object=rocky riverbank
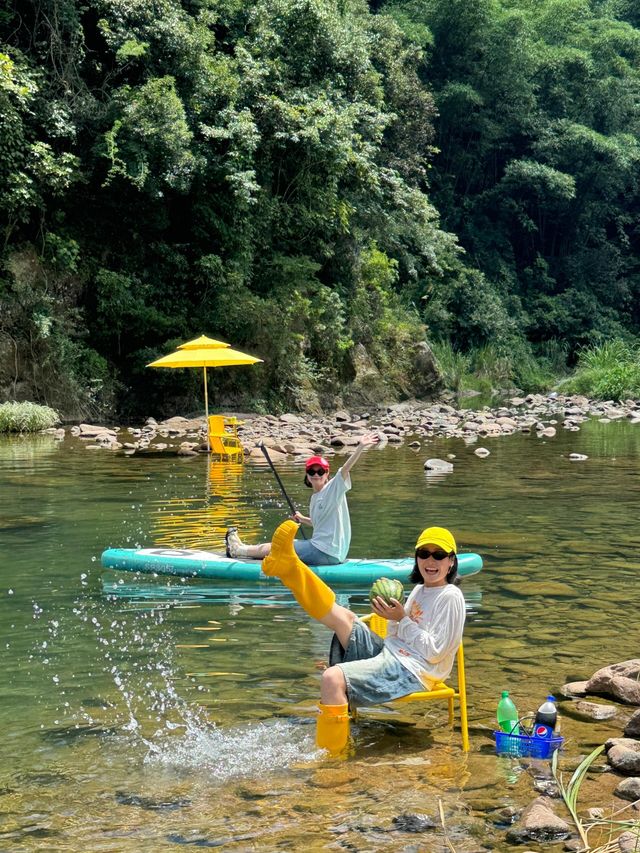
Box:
[40,393,640,459]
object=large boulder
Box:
[343,344,393,407]
[411,341,443,398]
[586,661,640,705]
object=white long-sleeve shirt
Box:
[384,583,466,688]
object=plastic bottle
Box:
[497,691,520,735]
[533,695,558,739]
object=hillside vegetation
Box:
[2,0,640,417]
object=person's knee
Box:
[321,665,346,695]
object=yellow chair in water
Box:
[207,415,244,463]
[361,612,470,751]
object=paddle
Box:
[259,443,307,539]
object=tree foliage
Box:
[3,0,640,415]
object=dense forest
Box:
[2,0,640,418]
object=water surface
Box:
[1,419,639,850]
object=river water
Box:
[1,418,639,851]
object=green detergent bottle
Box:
[497,691,520,735]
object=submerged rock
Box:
[392,813,436,833]
[570,700,618,721]
[505,796,572,844]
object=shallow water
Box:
[1,420,639,850]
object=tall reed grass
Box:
[0,401,60,433]
[563,339,640,400]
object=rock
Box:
[586,660,640,704]
[571,700,618,721]
[587,808,604,820]
[391,813,436,833]
[78,423,117,438]
[615,778,640,801]
[538,426,557,437]
[568,453,588,461]
[505,797,572,844]
[334,410,350,422]
[279,413,302,424]
[424,458,454,472]
[560,681,589,698]
[474,447,490,457]
[606,739,640,774]
[177,448,198,457]
[619,830,640,852]
[625,709,640,737]
[411,341,443,398]
[345,343,393,406]
[563,840,585,852]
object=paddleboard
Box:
[101,547,483,585]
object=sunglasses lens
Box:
[417,549,449,561]
[307,469,326,476]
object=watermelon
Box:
[368,577,405,605]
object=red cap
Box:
[305,455,330,472]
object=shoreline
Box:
[37,392,640,457]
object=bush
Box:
[563,339,640,400]
[0,401,60,432]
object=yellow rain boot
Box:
[316,703,350,753]
[262,520,335,620]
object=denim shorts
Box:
[293,539,341,566]
[328,619,424,707]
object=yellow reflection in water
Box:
[149,458,262,550]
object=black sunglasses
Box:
[307,468,327,476]
[416,548,451,561]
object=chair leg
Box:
[457,649,469,752]
[447,697,454,726]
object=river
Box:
[1,418,639,850]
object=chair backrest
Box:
[208,415,226,436]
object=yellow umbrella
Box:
[147,337,262,452]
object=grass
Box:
[562,339,640,401]
[552,745,640,851]
[0,401,60,433]
[431,340,559,396]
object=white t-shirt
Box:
[309,468,352,561]
[384,583,466,688]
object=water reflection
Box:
[149,459,263,550]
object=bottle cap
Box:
[502,691,509,698]
[547,695,556,701]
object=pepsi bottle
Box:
[533,695,558,739]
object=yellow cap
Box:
[415,526,457,553]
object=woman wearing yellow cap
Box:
[261,520,466,753]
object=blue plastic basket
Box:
[494,730,564,759]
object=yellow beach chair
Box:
[207,415,244,463]
[360,612,470,751]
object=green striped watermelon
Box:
[368,577,405,605]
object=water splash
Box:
[144,716,319,780]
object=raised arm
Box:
[340,432,380,481]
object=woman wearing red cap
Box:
[226,433,379,565]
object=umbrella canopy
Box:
[147,337,262,452]
[177,335,230,350]
[147,346,261,369]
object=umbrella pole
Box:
[203,366,210,453]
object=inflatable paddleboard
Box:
[101,547,483,585]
